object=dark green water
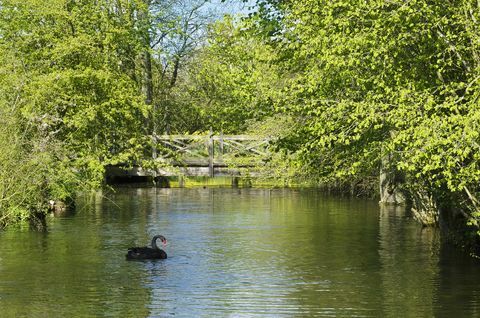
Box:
[1,188,479,317]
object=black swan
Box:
[126,235,167,260]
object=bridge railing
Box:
[153,134,270,177]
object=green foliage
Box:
[0,0,151,226]
[2,0,480,237]
[180,16,284,133]
[182,0,480,232]
[247,0,480,227]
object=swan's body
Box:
[126,235,167,260]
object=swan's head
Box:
[151,235,167,248]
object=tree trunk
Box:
[139,1,156,159]
[144,49,153,106]
[410,189,439,226]
[170,56,180,88]
[379,154,406,205]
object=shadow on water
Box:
[434,241,480,317]
[379,204,480,318]
[378,204,440,318]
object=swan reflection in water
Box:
[126,235,167,260]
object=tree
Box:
[0,0,250,227]
[148,0,230,134]
[256,0,480,232]
[179,15,283,133]
[0,0,150,226]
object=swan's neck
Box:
[151,235,166,249]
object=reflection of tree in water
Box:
[378,204,440,317]
[252,190,385,317]
[6,188,479,317]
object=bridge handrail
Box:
[153,134,268,141]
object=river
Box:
[0,188,479,317]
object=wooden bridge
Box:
[105,134,270,182]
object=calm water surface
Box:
[1,188,479,317]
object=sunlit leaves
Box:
[244,0,480,215]
[0,0,150,224]
[184,16,282,133]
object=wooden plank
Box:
[155,134,206,140]
[213,136,261,141]
[155,134,266,141]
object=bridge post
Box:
[208,131,214,177]
[219,132,224,160]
